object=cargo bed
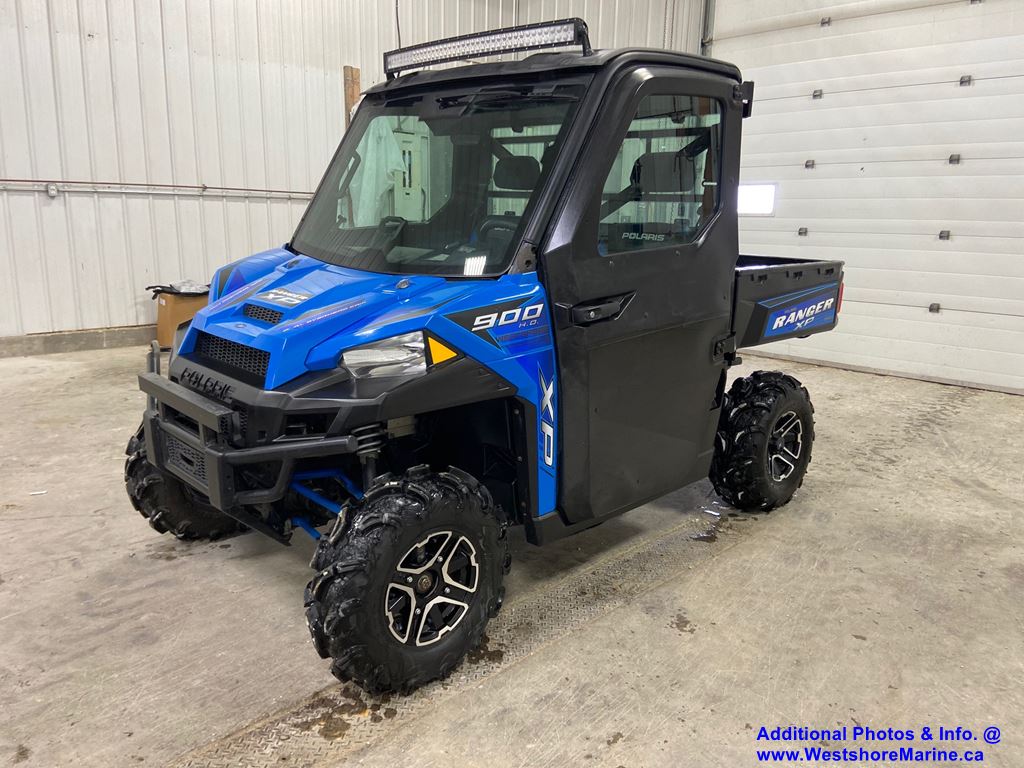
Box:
[732,255,845,349]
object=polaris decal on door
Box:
[621,232,666,242]
[762,283,839,339]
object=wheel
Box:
[304,465,508,693]
[709,371,815,511]
[124,426,246,540]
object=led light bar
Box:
[384,18,592,78]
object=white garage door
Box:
[711,0,1024,394]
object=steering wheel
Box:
[478,215,519,240]
[368,215,407,251]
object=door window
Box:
[599,94,722,254]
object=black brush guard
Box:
[139,347,357,540]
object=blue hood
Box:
[185,251,475,388]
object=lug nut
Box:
[414,608,421,615]
[436,556,443,563]
[406,576,413,583]
[444,587,451,594]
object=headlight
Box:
[340,332,426,379]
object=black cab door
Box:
[540,64,743,523]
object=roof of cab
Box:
[364,47,742,96]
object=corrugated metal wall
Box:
[0,0,702,338]
[711,0,1024,393]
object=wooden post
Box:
[343,66,361,127]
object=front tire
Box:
[124,427,246,540]
[304,465,507,693]
[710,371,815,511]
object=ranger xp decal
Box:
[762,283,839,339]
[254,287,313,307]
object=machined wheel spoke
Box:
[441,536,479,593]
[435,532,466,567]
[384,583,416,644]
[768,410,804,481]
[385,529,479,647]
[771,453,795,473]
[415,595,470,647]
[396,531,452,575]
[774,412,801,438]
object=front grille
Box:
[165,433,207,485]
[243,304,283,325]
[194,331,270,383]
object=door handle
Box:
[571,293,631,325]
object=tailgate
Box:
[733,255,844,349]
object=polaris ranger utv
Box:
[125,19,844,692]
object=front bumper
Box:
[140,371,358,514]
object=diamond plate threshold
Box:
[170,502,744,768]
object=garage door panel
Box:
[751,58,1024,101]
[833,302,1024,353]
[747,102,1024,139]
[761,336,1024,394]
[752,89,1024,127]
[739,243,1024,279]
[743,158,1024,180]
[716,3,1021,69]
[753,77,1024,114]
[760,307,1024,393]
[745,176,1024,200]
[843,288,1021,317]
[841,268,1024,305]
[765,328,1022,374]
[762,198,1024,224]
[744,117,1024,154]
[719,0,1024,391]
[714,0,1013,43]
[742,220,1023,240]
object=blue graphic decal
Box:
[763,283,839,338]
[185,247,560,519]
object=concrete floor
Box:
[0,346,1021,767]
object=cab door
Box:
[540,66,743,523]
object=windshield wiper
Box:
[437,89,576,111]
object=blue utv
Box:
[125,19,845,692]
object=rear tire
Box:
[710,371,815,511]
[304,465,508,693]
[124,427,246,540]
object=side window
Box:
[599,94,722,254]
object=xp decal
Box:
[538,366,555,467]
[762,283,839,339]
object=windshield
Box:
[290,81,587,277]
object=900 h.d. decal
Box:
[471,303,544,332]
[446,298,548,348]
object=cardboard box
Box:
[156,293,208,347]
